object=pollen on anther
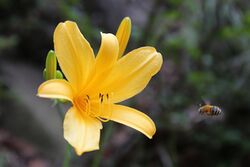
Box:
[101,95,104,103]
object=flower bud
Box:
[43,68,47,80]
[56,70,64,79]
[44,50,57,80]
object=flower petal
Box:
[64,107,102,155]
[116,17,131,58]
[37,79,73,101]
[101,47,163,103]
[95,33,119,74]
[54,21,95,91]
[85,33,119,93]
[100,104,156,139]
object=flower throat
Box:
[73,93,112,122]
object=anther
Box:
[101,95,104,103]
[96,92,113,122]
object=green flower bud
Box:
[44,50,57,80]
[56,70,64,79]
[43,50,66,103]
[43,68,47,80]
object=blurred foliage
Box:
[136,0,250,167]
[1,0,250,167]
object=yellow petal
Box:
[37,79,73,102]
[100,104,156,139]
[54,21,95,91]
[95,33,119,73]
[100,47,163,103]
[94,33,119,75]
[85,33,119,93]
[116,17,131,58]
[64,107,102,155]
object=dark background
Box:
[1,0,250,166]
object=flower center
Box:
[73,95,91,116]
[73,93,113,122]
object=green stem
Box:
[54,100,72,167]
[91,122,113,167]
[63,144,72,167]
[54,100,64,119]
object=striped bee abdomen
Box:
[211,106,222,115]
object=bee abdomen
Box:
[211,106,222,115]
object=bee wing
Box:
[201,97,210,105]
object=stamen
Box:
[87,100,91,115]
[84,99,89,114]
[84,95,92,116]
[97,93,103,116]
[101,95,104,103]
[97,117,109,122]
[97,93,113,122]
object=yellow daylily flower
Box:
[37,17,163,155]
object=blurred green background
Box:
[1,0,250,167]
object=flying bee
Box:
[198,99,222,116]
